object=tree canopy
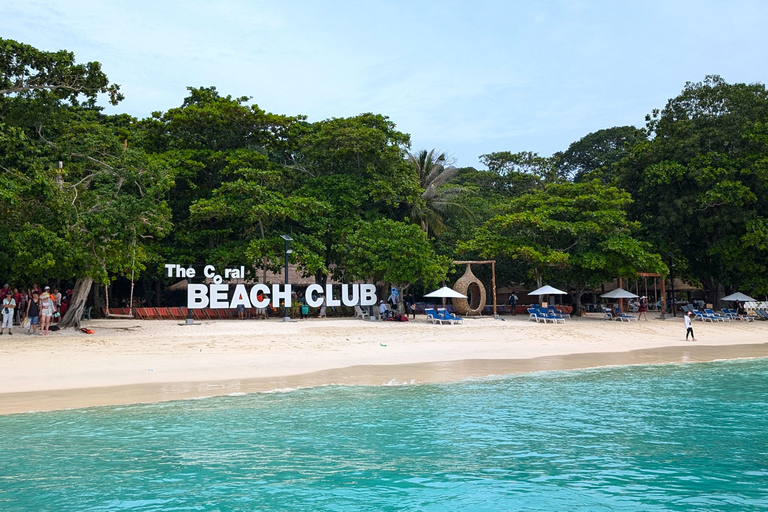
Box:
[3,39,766,320]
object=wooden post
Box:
[618,277,623,312]
[660,277,667,315]
[491,261,497,317]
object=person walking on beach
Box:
[508,293,518,315]
[1,290,16,335]
[638,297,648,321]
[684,311,696,341]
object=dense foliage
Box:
[2,39,767,323]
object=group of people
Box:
[0,283,67,336]
[378,292,416,320]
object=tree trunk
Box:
[155,280,162,307]
[397,285,408,314]
[92,281,101,315]
[60,277,94,329]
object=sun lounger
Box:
[438,308,463,324]
[538,307,564,323]
[527,308,550,323]
[548,306,570,319]
[618,313,637,322]
[693,310,715,322]
[425,308,462,325]
[705,309,729,322]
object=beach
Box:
[1,313,767,415]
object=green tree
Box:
[136,87,302,279]
[1,110,171,327]
[615,75,768,299]
[557,125,647,182]
[0,38,122,107]
[405,149,471,235]
[337,219,449,311]
[285,114,421,284]
[480,151,563,184]
[462,181,666,314]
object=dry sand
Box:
[1,313,766,414]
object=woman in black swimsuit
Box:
[26,291,40,335]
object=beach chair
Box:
[425,308,442,324]
[529,308,554,323]
[438,308,463,325]
[354,305,369,320]
[544,310,565,324]
[721,308,738,320]
[602,307,613,320]
[693,310,715,322]
[190,309,206,321]
[618,313,637,322]
[548,305,570,319]
[527,308,547,323]
[154,307,172,320]
[538,307,564,324]
[705,309,729,322]
[755,309,768,321]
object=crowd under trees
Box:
[2,39,768,326]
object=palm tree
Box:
[407,149,471,236]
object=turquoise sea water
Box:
[1,359,768,511]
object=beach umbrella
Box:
[720,292,756,302]
[600,288,638,299]
[424,286,468,299]
[528,285,567,307]
[528,285,567,296]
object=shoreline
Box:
[1,314,767,414]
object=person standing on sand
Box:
[638,297,648,321]
[2,290,15,335]
[508,293,518,315]
[39,286,55,335]
[26,291,40,335]
[684,311,696,341]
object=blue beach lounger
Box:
[705,309,729,322]
[693,310,715,322]
[548,305,570,318]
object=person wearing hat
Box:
[379,300,390,320]
[638,296,648,321]
[1,290,15,335]
[684,311,696,341]
[39,286,56,335]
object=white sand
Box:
[1,313,766,414]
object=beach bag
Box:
[301,305,309,315]
[23,316,31,331]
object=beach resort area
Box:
[3,4,768,510]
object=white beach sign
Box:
[165,264,377,309]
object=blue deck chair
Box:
[704,309,728,322]
[548,305,570,319]
[693,310,715,322]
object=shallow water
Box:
[1,359,767,511]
